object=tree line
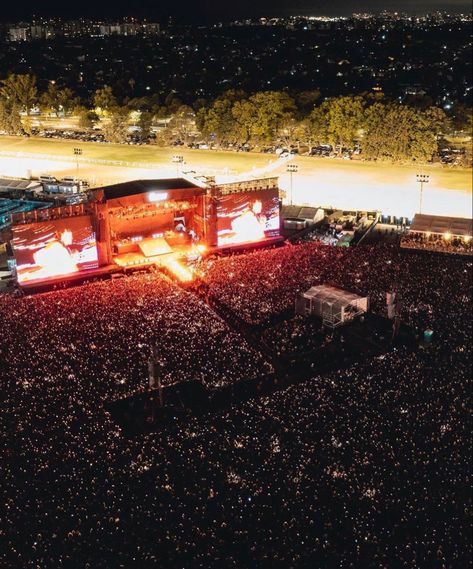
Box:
[0,73,472,164]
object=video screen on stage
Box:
[12,216,99,284]
[217,189,280,247]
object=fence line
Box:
[0,150,164,170]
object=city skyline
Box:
[0,0,471,22]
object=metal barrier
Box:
[0,150,163,170]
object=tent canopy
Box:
[296,284,369,328]
[409,214,472,237]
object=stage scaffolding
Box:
[296,284,369,329]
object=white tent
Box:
[296,284,369,328]
[409,214,472,238]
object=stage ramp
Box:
[138,237,173,258]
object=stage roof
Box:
[281,205,323,221]
[99,178,204,201]
[410,214,472,237]
[302,285,367,309]
[0,178,42,192]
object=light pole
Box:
[416,174,429,214]
[172,155,184,176]
[73,147,82,176]
[287,163,298,206]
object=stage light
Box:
[161,256,194,283]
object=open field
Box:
[0,136,471,218]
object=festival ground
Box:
[107,312,417,436]
[0,135,472,218]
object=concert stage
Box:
[10,177,282,288]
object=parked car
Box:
[39,175,58,184]
[61,176,80,185]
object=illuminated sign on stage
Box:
[147,191,169,203]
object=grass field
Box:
[0,135,471,218]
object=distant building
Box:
[9,27,29,42]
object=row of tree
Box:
[0,73,472,163]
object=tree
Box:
[197,90,247,145]
[231,99,258,144]
[0,74,37,115]
[363,102,442,163]
[451,104,473,135]
[326,95,365,150]
[295,90,321,117]
[231,91,296,145]
[410,107,446,162]
[102,107,129,143]
[250,91,296,143]
[306,103,330,146]
[423,106,449,136]
[404,93,434,110]
[93,86,117,114]
[125,95,160,114]
[199,98,235,145]
[363,102,397,160]
[137,111,153,141]
[163,93,183,116]
[40,83,78,116]
[76,107,98,130]
[167,105,196,143]
[192,98,208,112]
[0,100,23,134]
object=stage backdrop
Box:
[12,215,99,284]
[217,189,280,247]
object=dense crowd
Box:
[401,232,473,256]
[261,315,326,356]
[0,272,273,396]
[0,242,471,568]
[199,242,346,325]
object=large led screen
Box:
[217,189,280,247]
[12,216,99,284]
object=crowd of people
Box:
[198,242,347,325]
[0,241,471,568]
[261,315,326,356]
[401,232,473,256]
[0,272,273,397]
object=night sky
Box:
[1,0,470,21]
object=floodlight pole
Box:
[287,163,298,206]
[416,174,429,214]
[172,155,184,176]
[74,147,82,176]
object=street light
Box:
[287,163,298,206]
[172,155,184,176]
[73,147,82,176]
[416,174,429,214]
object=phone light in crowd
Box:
[443,232,451,241]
